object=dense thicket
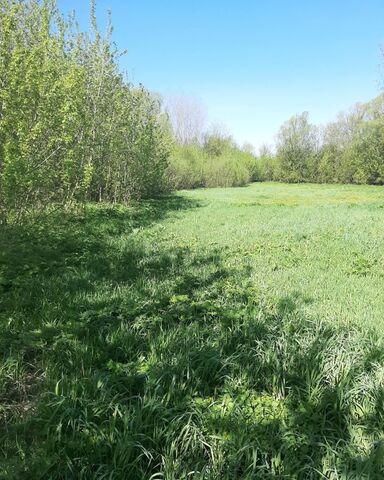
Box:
[256,95,384,185]
[167,138,257,190]
[0,0,170,223]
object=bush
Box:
[255,155,281,181]
[166,145,206,189]
[203,150,252,187]
[167,145,255,189]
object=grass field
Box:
[1,182,384,478]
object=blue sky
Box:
[58,0,384,149]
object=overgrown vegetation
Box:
[1,183,384,478]
[167,141,257,190]
[0,0,170,223]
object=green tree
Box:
[276,112,318,182]
[348,119,384,185]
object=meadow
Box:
[1,182,384,479]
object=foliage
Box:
[203,149,252,187]
[167,144,255,189]
[203,128,234,157]
[259,95,384,186]
[275,112,319,183]
[1,183,384,478]
[166,145,206,189]
[0,0,171,223]
[347,119,384,185]
[254,154,281,182]
[317,144,343,183]
[2,0,384,214]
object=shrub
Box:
[166,145,206,189]
[167,145,255,189]
[203,151,252,187]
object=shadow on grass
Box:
[1,194,384,479]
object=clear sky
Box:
[58,0,384,150]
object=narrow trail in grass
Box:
[1,183,384,479]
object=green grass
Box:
[1,182,384,479]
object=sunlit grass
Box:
[1,183,384,478]
[171,183,384,329]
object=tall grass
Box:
[1,184,384,478]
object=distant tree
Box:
[317,144,342,183]
[258,144,273,158]
[163,95,206,145]
[323,104,366,150]
[318,95,384,184]
[255,144,279,181]
[364,93,384,120]
[276,112,319,182]
[203,123,233,157]
[241,142,256,156]
[347,119,384,184]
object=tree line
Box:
[164,92,384,190]
[255,94,384,185]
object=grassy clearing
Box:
[1,183,384,478]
